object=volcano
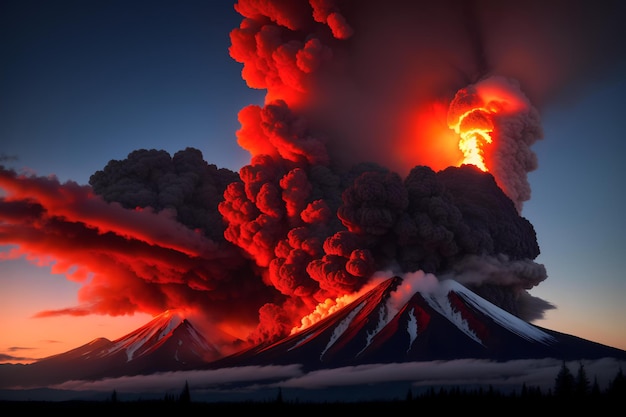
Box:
[0,310,218,389]
[206,276,626,372]
[2,277,624,392]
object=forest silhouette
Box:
[2,362,624,411]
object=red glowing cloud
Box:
[5,0,621,357]
[0,164,274,348]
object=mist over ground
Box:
[2,357,622,403]
[2,0,626,360]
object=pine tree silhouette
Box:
[554,361,575,398]
[179,380,191,404]
[574,362,590,397]
[607,367,626,398]
[590,376,601,398]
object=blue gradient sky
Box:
[1,0,625,363]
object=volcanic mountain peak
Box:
[304,277,556,359]
[2,278,625,393]
[106,309,198,361]
[209,275,625,371]
[0,309,220,389]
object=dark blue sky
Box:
[1,0,263,183]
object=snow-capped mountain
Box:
[207,276,626,372]
[0,310,219,388]
[2,278,625,390]
[105,309,218,365]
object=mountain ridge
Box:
[2,277,625,390]
[205,277,626,371]
[0,309,218,388]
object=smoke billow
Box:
[2,0,626,355]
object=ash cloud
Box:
[2,0,625,355]
[0,159,278,349]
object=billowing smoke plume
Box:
[2,0,625,355]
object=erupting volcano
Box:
[1,0,625,368]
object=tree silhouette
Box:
[607,367,626,398]
[179,380,191,404]
[554,361,575,398]
[574,362,590,397]
[590,376,601,398]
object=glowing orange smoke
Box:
[447,77,530,173]
[290,277,385,335]
[290,292,358,334]
[404,101,463,173]
[448,105,494,171]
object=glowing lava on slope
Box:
[0,1,550,360]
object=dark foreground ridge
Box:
[2,389,625,414]
[2,365,625,412]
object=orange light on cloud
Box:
[290,277,384,334]
[448,106,494,172]
[403,101,463,172]
[447,77,531,173]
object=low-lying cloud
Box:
[41,357,624,402]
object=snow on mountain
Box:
[102,309,216,363]
[208,276,626,371]
[2,277,625,391]
[438,279,556,345]
[0,309,219,389]
[109,309,186,361]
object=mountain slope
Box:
[207,277,626,371]
[3,278,625,390]
[0,310,218,389]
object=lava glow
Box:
[447,77,533,173]
[0,0,552,362]
[448,106,494,171]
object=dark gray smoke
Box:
[90,148,240,242]
[7,0,626,352]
